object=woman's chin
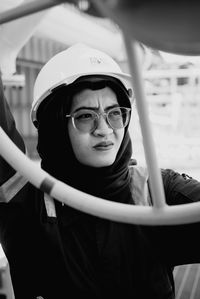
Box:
[84,156,115,168]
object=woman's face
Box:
[68,87,125,167]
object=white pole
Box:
[123,35,166,208]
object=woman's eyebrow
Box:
[104,104,119,111]
[73,104,119,113]
[73,106,97,113]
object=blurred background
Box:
[1,0,200,298]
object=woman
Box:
[1,43,200,299]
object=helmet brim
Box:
[31,71,133,127]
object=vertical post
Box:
[123,34,166,208]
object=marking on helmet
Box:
[90,57,102,64]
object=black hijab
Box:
[37,76,134,205]
[37,77,138,295]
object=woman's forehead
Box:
[71,87,118,110]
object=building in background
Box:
[3,35,67,159]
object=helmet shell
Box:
[31,43,132,126]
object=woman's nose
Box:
[93,115,113,135]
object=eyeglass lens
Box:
[73,107,130,132]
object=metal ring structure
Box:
[1,127,200,226]
[0,0,200,225]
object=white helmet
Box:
[31,43,133,127]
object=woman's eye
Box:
[76,113,93,121]
[110,110,121,117]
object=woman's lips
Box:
[93,141,114,150]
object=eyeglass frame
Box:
[66,106,131,133]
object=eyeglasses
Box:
[66,106,131,133]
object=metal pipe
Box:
[0,0,66,25]
[123,35,166,208]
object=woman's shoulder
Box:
[129,165,150,205]
[0,177,43,215]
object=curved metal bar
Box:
[0,0,64,25]
[1,126,200,226]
